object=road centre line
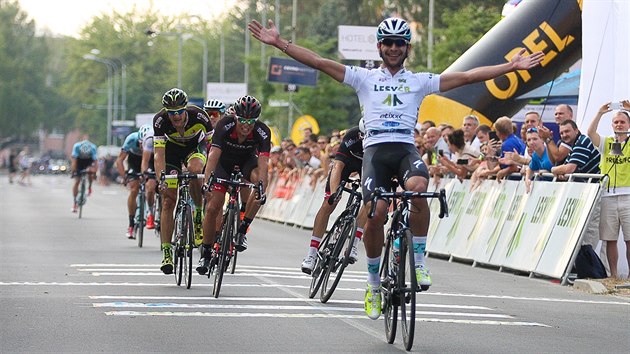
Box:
[2,282,627,306]
[103,311,550,327]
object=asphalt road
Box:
[1,175,629,353]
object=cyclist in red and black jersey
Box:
[153,88,212,275]
[197,95,271,275]
[301,124,369,274]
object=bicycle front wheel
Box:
[382,230,397,344]
[213,208,235,298]
[136,193,145,248]
[78,178,86,219]
[173,211,183,286]
[183,204,194,289]
[400,230,417,351]
[320,218,355,303]
[154,194,162,239]
[308,212,346,298]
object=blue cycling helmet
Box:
[376,18,412,42]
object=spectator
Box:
[17,147,32,186]
[8,147,18,184]
[421,120,436,136]
[540,104,574,165]
[295,146,320,169]
[301,127,313,145]
[551,120,601,178]
[438,129,481,180]
[523,127,552,193]
[587,101,630,278]
[462,115,481,150]
[436,124,454,158]
[486,116,525,181]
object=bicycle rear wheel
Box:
[382,232,397,344]
[400,230,417,351]
[78,178,86,219]
[320,218,355,303]
[154,194,162,239]
[136,193,145,248]
[213,208,235,298]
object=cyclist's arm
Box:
[248,19,345,82]
[439,49,544,92]
[257,155,269,192]
[115,150,128,179]
[70,157,77,174]
[141,150,152,172]
[587,102,610,148]
[203,146,222,184]
[328,160,346,196]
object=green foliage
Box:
[1,0,506,146]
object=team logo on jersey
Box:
[256,127,268,140]
[412,159,425,169]
[398,79,407,83]
[382,121,401,127]
[364,177,373,192]
[154,117,163,128]
[197,112,209,123]
[225,121,236,131]
[379,113,403,119]
[378,77,388,82]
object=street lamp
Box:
[146,29,208,99]
[83,54,114,145]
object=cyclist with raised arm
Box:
[153,88,212,274]
[138,124,157,230]
[70,136,98,213]
[301,123,368,274]
[249,17,543,319]
[197,95,271,275]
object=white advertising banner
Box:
[450,180,495,260]
[488,180,530,266]
[337,25,380,61]
[497,181,567,272]
[466,180,520,264]
[426,178,454,242]
[535,182,601,278]
[427,180,470,255]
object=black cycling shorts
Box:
[76,158,94,173]
[361,143,429,204]
[126,153,142,180]
[164,140,208,175]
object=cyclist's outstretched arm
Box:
[257,155,269,191]
[439,49,544,92]
[204,146,222,183]
[248,19,346,83]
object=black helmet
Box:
[233,95,262,119]
[161,88,188,109]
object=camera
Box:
[610,101,623,110]
[438,149,444,157]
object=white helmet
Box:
[138,124,153,141]
[376,17,411,42]
[204,99,226,112]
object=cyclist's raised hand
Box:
[248,19,279,46]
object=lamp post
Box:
[83,54,114,145]
[146,29,207,98]
[88,49,126,121]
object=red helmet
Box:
[233,95,262,119]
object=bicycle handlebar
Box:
[327,179,362,205]
[203,173,266,204]
[368,188,449,219]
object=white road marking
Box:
[92,302,509,318]
[103,310,550,327]
[88,295,492,310]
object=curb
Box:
[573,279,608,294]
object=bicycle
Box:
[126,170,155,248]
[161,172,205,289]
[74,169,93,219]
[368,186,448,351]
[154,188,162,239]
[204,168,265,298]
[308,178,362,303]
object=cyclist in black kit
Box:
[153,88,212,274]
[301,123,368,274]
[197,95,270,275]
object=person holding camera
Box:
[437,129,481,181]
[587,100,630,278]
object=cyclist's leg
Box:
[126,178,140,237]
[234,156,263,251]
[400,144,432,287]
[199,184,227,273]
[186,142,208,245]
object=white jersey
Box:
[142,135,154,153]
[343,65,441,148]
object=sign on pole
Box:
[267,57,318,86]
[205,83,248,106]
[337,25,380,61]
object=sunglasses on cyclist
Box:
[167,108,186,116]
[237,117,257,125]
[207,111,222,118]
[526,127,539,133]
[380,38,409,47]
